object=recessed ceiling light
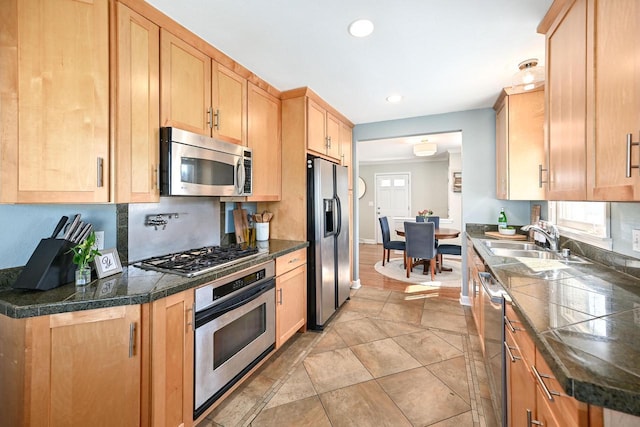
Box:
[386,95,402,103]
[348,19,374,37]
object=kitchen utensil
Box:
[51,216,69,239]
[70,221,86,243]
[75,223,93,244]
[63,214,81,240]
[232,207,249,243]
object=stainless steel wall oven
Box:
[193,261,275,419]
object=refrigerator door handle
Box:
[335,196,342,235]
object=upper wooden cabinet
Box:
[247,83,281,201]
[160,30,247,145]
[307,97,344,162]
[493,87,545,200]
[0,0,110,203]
[115,3,160,203]
[540,0,640,201]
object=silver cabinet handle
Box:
[503,341,521,363]
[97,157,104,187]
[538,164,548,187]
[278,288,283,305]
[207,107,213,129]
[527,409,543,426]
[531,364,560,401]
[288,258,299,264]
[626,133,639,177]
[152,165,158,190]
[504,315,522,333]
[186,303,195,333]
[214,109,220,130]
[129,322,136,358]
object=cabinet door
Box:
[151,290,195,427]
[505,328,536,427]
[115,3,160,203]
[247,83,281,201]
[545,0,588,200]
[212,63,246,145]
[307,98,327,154]
[326,111,342,161]
[276,264,307,348]
[28,306,141,426]
[340,122,353,189]
[589,0,640,200]
[2,0,109,203]
[160,29,212,136]
[495,97,509,199]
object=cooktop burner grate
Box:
[136,245,260,277]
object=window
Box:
[548,201,612,250]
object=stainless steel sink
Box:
[482,240,539,251]
[487,246,590,263]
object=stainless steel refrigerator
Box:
[307,156,350,330]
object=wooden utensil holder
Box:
[12,238,78,291]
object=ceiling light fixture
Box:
[413,141,437,157]
[386,94,402,103]
[511,58,545,91]
[348,19,374,37]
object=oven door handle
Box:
[195,279,274,328]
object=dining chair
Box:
[415,216,425,222]
[404,221,437,281]
[379,217,406,267]
[437,244,462,273]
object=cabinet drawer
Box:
[504,304,535,366]
[534,348,590,427]
[276,248,307,276]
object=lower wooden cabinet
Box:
[149,289,195,427]
[275,248,307,348]
[0,306,142,427]
[504,304,602,427]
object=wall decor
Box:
[94,248,123,278]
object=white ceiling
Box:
[147,0,552,161]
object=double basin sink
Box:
[481,240,590,264]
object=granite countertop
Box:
[469,234,640,417]
[0,239,308,319]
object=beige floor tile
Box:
[474,359,492,399]
[207,388,260,427]
[377,301,423,324]
[350,337,421,378]
[371,318,425,337]
[353,286,391,302]
[433,329,466,352]
[426,355,471,404]
[309,329,348,354]
[319,380,412,427]
[423,297,467,315]
[387,290,429,306]
[421,309,469,334]
[481,397,499,427]
[430,410,475,426]
[332,309,368,324]
[393,329,463,366]
[258,332,317,380]
[251,395,332,427]
[339,297,385,316]
[377,367,471,426]
[303,347,373,393]
[332,317,387,346]
[264,364,317,409]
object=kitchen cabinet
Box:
[493,87,545,200]
[247,82,281,201]
[539,0,640,201]
[149,289,194,427]
[466,237,483,341]
[115,3,160,203]
[160,30,246,145]
[504,304,600,427]
[0,0,110,203]
[0,306,142,426]
[275,248,307,348]
[307,97,343,161]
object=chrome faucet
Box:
[521,223,560,251]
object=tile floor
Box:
[197,248,498,427]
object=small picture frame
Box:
[94,248,123,279]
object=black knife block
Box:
[12,238,78,291]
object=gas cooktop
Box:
[136,245,260,277]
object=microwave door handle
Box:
[236,158,245,195]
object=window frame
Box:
[547,201,612,250]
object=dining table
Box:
[395,225,461,273]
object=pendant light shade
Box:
[511,59,545,91]
[413,142,437,157]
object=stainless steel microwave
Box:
[160,127,252,197]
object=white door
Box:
[375,173,410,243]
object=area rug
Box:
[374,256,462,287]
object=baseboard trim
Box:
[350,279,362,289]
[360,239,377,244]
[459,293,471,306]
